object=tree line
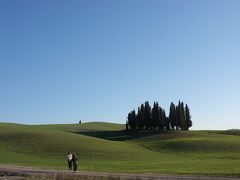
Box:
[126,101,192,132]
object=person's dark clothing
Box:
[68,159,72,170]
[72,154,77,172]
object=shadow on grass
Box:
[73,130,160,141]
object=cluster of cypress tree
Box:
[126,101,192,132]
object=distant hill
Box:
[0,122,240,175]
[222,129,240,136]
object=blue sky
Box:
[0,0,240,129]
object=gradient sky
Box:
[0,0,240,129]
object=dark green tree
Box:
[126,120,129,131]
[137,107,144,130]
[152,102,159,131]
[185,104,192,130]
[179,101,187,130]
[165,117,170,130]
[169,102,176,130]
[132,110,137,130]
[162,109,166,130]
[140,104,145,130]
[175,101,184,130]
[158,107,165,131]
[128,110,137,131]
[144,101,152,130]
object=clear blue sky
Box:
[0,0,240,129]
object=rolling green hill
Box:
[0,122,240,175]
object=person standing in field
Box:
[72,154,78,172]
[67,152,72,170]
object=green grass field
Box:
[0,122,240,176]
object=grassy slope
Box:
[0,122,240,175]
